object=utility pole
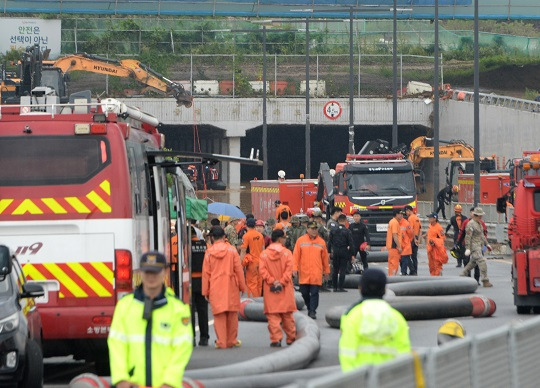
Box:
[433,0,440,212]
[348,7,355,155]
[392,0,398,148]
[473,0,480,206]
[262,26,268,180]
[305,17,311,178]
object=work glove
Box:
[464,249,471,257]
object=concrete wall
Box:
[440,100,540,160]
[120,97,433,134]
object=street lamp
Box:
[433,0,440,211]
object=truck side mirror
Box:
[0,246,13,280]
[496,197,507,214]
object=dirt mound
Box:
[449,64,540,97]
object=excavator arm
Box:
[408,136,474,168]
[48,53,192,107]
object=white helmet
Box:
[277,170,286,179]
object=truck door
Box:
[150,164,170,254]
[169,170,190,303]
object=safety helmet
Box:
[452,185,459,193]
[454,204,462,212]
[437,319,466,346]
[298,214,309,224]
[306,209,314,217]
[290,215,300,224]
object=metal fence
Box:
[451,90,540,114]
[291,316,540,388]
[67,52,440,98]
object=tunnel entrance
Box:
[241,124,429,181]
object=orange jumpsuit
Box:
[292,234,330,286]
[259,243,297,344]
[400,218,413,256]
[427,222,448,276]
[386,218,402,276]
[275,204,292,221]
[202,240,248,348]
[240,228,264,297]
[274,221,291,231]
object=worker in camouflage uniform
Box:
[461,207,493,287]
[224,217,240,248]
[286,215,307,252]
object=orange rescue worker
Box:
[404,205,421,275]
[399,211,414,275]
[426,212,448,276]
[202,226,248,349]
[274,211,291,232]
[293,221,330,319]
[259,229,297,347]
[275,200,292,222]
[240,218,264,297]
[385,209,403,276]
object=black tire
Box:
[94,351,110,376]
[19,340,43,388]
[517,305,530,315]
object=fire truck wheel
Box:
[94,356,111,377]
[19,339,43,388]
[516,306,530,314]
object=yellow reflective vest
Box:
[339,298,411,372]
[108,286,193,388]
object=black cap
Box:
[246,218,256,227]
[140,251,167,273]
[427,212,438,219]
[392,209,402,216]
[404,205,413,212]
[352,208,361,215]
[307,221,318,229]
[360,268,386,298]
[209,226,225,238]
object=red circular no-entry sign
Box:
[323,100,342,120]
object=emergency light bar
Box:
[346,153,404,161]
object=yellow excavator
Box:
[1,44,192,107]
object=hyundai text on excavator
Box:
[1,43,192,107]
[497,152,540,314]
[317,140,417,246]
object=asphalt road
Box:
[44,249,537,387]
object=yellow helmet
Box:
[452,185,459,193]
[454,204,462,212]
[437,319,466,345]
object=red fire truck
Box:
[0,96,194,370]
[497,152,540,314]
[457,173,511,204]
[318,152,417,246]
[0,95,262,371]
[250,177,318,221]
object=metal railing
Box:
[451,90,540,114]
[291,316,540,388]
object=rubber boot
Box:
[482,280,493,288]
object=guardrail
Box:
[290,316,540,388]
[451,90,540,114]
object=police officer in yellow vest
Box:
[108,251,193,388]
[339,268,410,371]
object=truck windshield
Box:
[0,136,110,186]
[348,171,415,196]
